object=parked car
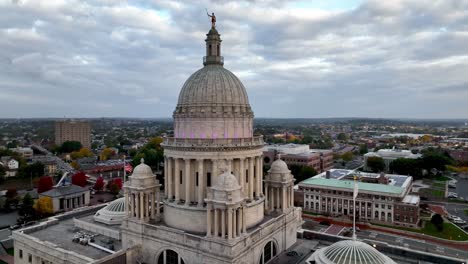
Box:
[453,219,466,225]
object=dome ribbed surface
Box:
[322,240,394,264]
[105,198,125,212]
[269,159,289,173]
[215,171,241,190]
[177,65,250,107]
[93,198,126,225]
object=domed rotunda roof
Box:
[132,158,153,178]
[309,240,396,264]
[215,170,241,191]
[94,198,125,225]
[269,158,290,173]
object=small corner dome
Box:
[269,158,289,173]
[320,240,396,264]
[131,158,153,178]
[215,171,240,190]
[93,198,125,225]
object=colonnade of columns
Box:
[164,156,263,206]
[206,204,246,239]
[125,189,160,221]
[264,184,294,212]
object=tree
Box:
[337,133,347,141]
[131,137,164,168]
[289,165,317,183]
[100,147,115,161]
[359,144,368,155]
[107,179,122,195]
[366,156,385,173]
[389,158,423,179]
[421,152,453,173]
[341,152,354,162]
[70,148,94,160]
[94,176,104,191]
[71,171,88,187]
[37,176,54,193]
[59,141,82,153]
[19,193,35,219]
[0,166,5,184]
[431,213,444,231]
[34,197,53,215]
[18,162,45,178]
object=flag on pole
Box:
[353,175,359,199]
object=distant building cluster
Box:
[364,148,422,172]
[55,120,91,149]
[263,143,333,173]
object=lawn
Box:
[373,221,468,241]
[422,221,468,241]
[435,175,451,181]
[430,189,445,197]
[431,182,446,188]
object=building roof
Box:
[401,194,420,205]
[312,240,396,264]
[300,178,404,195]
[40,184,88,197]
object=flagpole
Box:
[353,175,358,241]
[123,155,126,183]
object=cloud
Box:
[0,0,468,118]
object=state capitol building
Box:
[12,23,302,264]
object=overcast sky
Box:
[1,0,468,119]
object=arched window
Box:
[157,249,185,264]
[208,44,212,55]
[259,241,277,264]
[387,212,392,221]
[381,211,385,221]
[217,44,220,55]
[374,211,379,218]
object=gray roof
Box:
[40,184,88,197]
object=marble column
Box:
[125,190,130,216]
[239,158,245,196]
[185,159,191,206]
[212,159,218,186]
[271,188,275,209]
[197,159,204,207]
[255,157,261,198]
[242,207,247,233]
[156,191,160,218]
[164,157,168,197]
[207,204,212,237]
[221,209,226,238]
[227,208,233,239]
[249,158,254,200]
[214,209,219,237]
[174,158,180,202]
[131,193,135,217]
[264,183,269,210]
[167,157,173,200]
[227,159,232,174]
[282,186,287,210]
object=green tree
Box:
[431,213,444,231]
[366,156,385,173]
[18,162,45,178]
[359,144,368,155]
[60,141,82,153]
[131,137,164,169]
[337,133,347,141]
[389,158,423,179]
[19,193,35,219]
[341,152,354,162]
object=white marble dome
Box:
[94,198,125,225]
[215,171,241,190]
[310,240,397,264]
[132,158,153,178]
[269,158,290,173]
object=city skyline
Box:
[1,0,468,118]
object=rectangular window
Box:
[29,254,32,263]
[207,172,211,187]
[196,172,199,186]
[180,170,183,184]
[19,250,23,259]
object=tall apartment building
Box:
[55,120,91,149]
[263,143,333,173]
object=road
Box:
[356,229,468,260]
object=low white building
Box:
[39,184,90,213]
[364,149,421,172]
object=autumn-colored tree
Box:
[107,178,123,195]
[113,178,123,189]
[70,160,80,169]
[34,197,54,215]
[70,148,94,160]
[37,176,54,193]
[94,176,104,191]
[100,147,115,161]
[71,171,88,187]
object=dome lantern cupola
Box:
[204,27,224,66]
